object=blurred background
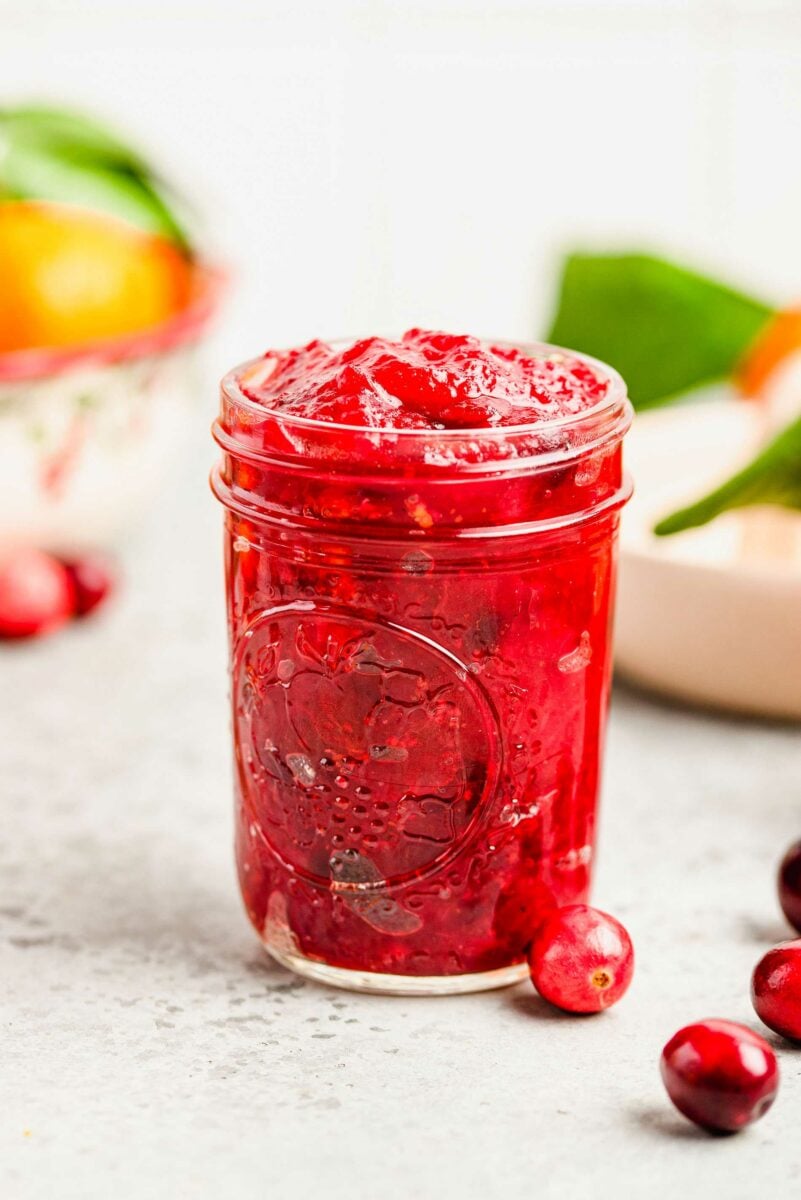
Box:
[5,0,801,353]
[4,0,801,712]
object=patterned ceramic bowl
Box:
[0,264,222,553]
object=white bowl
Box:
[0,265,221,553]
[616,395,801,721]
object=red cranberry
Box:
[660,1020,779,1133]
[778,841,801,934]
[493,876,557,958]
[62,554,116,617]
[527,904,634,1013]
[0,548,75,639]
[752,940,801,1041]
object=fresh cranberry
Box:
[0,548,75,639]
[493,876,558,958]
[778,841,801,933]
[660,1020,779,1133]
[527,904,634,1013]
[752,940,801,1041]
[62,554,115,617]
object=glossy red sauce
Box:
[215,331,630,981]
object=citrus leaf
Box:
[1,140,189,248]
[0,104,191,250]
[0,105,148,171]
[654,412,801,535]
[547,253,773,409]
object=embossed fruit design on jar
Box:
[212,331,632,994]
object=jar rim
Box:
[220,336,630,444]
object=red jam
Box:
[239,329,610,429]
[213,330,632,989]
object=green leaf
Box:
[546,253,773,409]
[2,140,189,247]
[0,104,191,250]
[0,105,149,171]
[654,412,801,535]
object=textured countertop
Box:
[3,431,800,1200]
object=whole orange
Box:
[0,201,192,353]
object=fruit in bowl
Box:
[0,201,194,353]
[0,105,221,554]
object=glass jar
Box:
[212,340,632,994]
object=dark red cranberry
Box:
[0,548,75,639]
[527,904,634,1013]
[493,876,557,958]
[752,940,801,1042]
[62,554,115,617]
[778,841,801,933]
[660,1020,779,1133]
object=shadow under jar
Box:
[212,337,632,995]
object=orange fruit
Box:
[0,201,192,353]
[736,306,801,399]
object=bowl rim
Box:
[621,537,801,584]
[0,261,225,383]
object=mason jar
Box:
[212,339,632,994]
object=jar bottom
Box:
[263,939,530,996]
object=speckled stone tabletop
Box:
[3,428,800,1200]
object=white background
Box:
[3,0,801,367]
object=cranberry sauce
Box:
[213,331,632,984]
